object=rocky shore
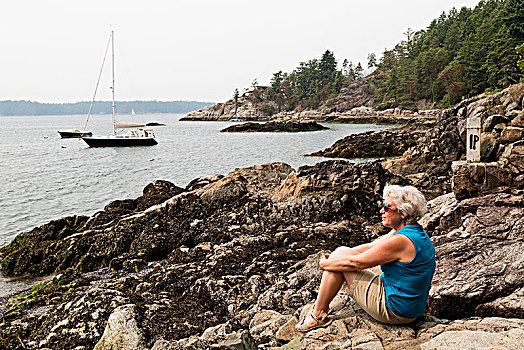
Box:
[181,75,439,124]
[181,103,438,125]
[1,84,523,349]
[220,120,328,133]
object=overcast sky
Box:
[0,0,481,103]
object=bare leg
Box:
[296,247,360,331]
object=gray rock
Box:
[501,141,524,173]
[420,329,524,350]
[450,161,512,200]
[210,330,256,350]
[482,114,509,132]
[93,304,147,350]
[480,133,500,161]
[476,286,524,318]
[506,102,519,113]
[510,110,524,127]
[500,126,524,143]
[493,123,506,133]
[424,192,524,319]
[151,338,180,350]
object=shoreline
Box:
[180,113,438,126]
[0,83,523,349]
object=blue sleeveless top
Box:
[380,224,436,318]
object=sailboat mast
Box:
[111,30,116,135]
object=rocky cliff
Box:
[0,84,523,349]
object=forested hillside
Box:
[246,0,524,114]
[0,100,214,116]
[372,0,524,109]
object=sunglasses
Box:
[382,202,396,212]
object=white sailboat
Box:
[82,30,157,147]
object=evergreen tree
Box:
[367,53,377,69]
[233,88,240,114]
[503,0,524,42]
[347,61,356,81]
[270,71,284,93]
[355,63,364,79]
[342,59,349,77]
[320,50,337,81]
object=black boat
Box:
[58,129,93,138]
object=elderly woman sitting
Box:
[296,185,436,332]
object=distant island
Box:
[0,100,215,116]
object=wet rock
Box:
[308,122,427,159]
[220,120,328,133]
[1,159,406,348]
[0,215,89,276]
[143,180,185,198]
[84,183,185,229]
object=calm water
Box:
[0,114,393,292]
[0,114,394,246]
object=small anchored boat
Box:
[58,129,93,138]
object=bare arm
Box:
[351,230,395,253]
[320,234,412,272]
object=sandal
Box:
[295,310,333,333]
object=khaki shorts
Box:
[348,266,416,324]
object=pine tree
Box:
[367,53,377,69]
[355,63,364,79]
[503,0,524,42]
[233,88,240,114]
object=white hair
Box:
[383,185,427,223]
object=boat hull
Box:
[82,136,157,147]
[58,130,93,138]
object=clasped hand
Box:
[319,253,330,269]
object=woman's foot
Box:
[295,309,332,333]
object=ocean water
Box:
[0,113,393,293]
